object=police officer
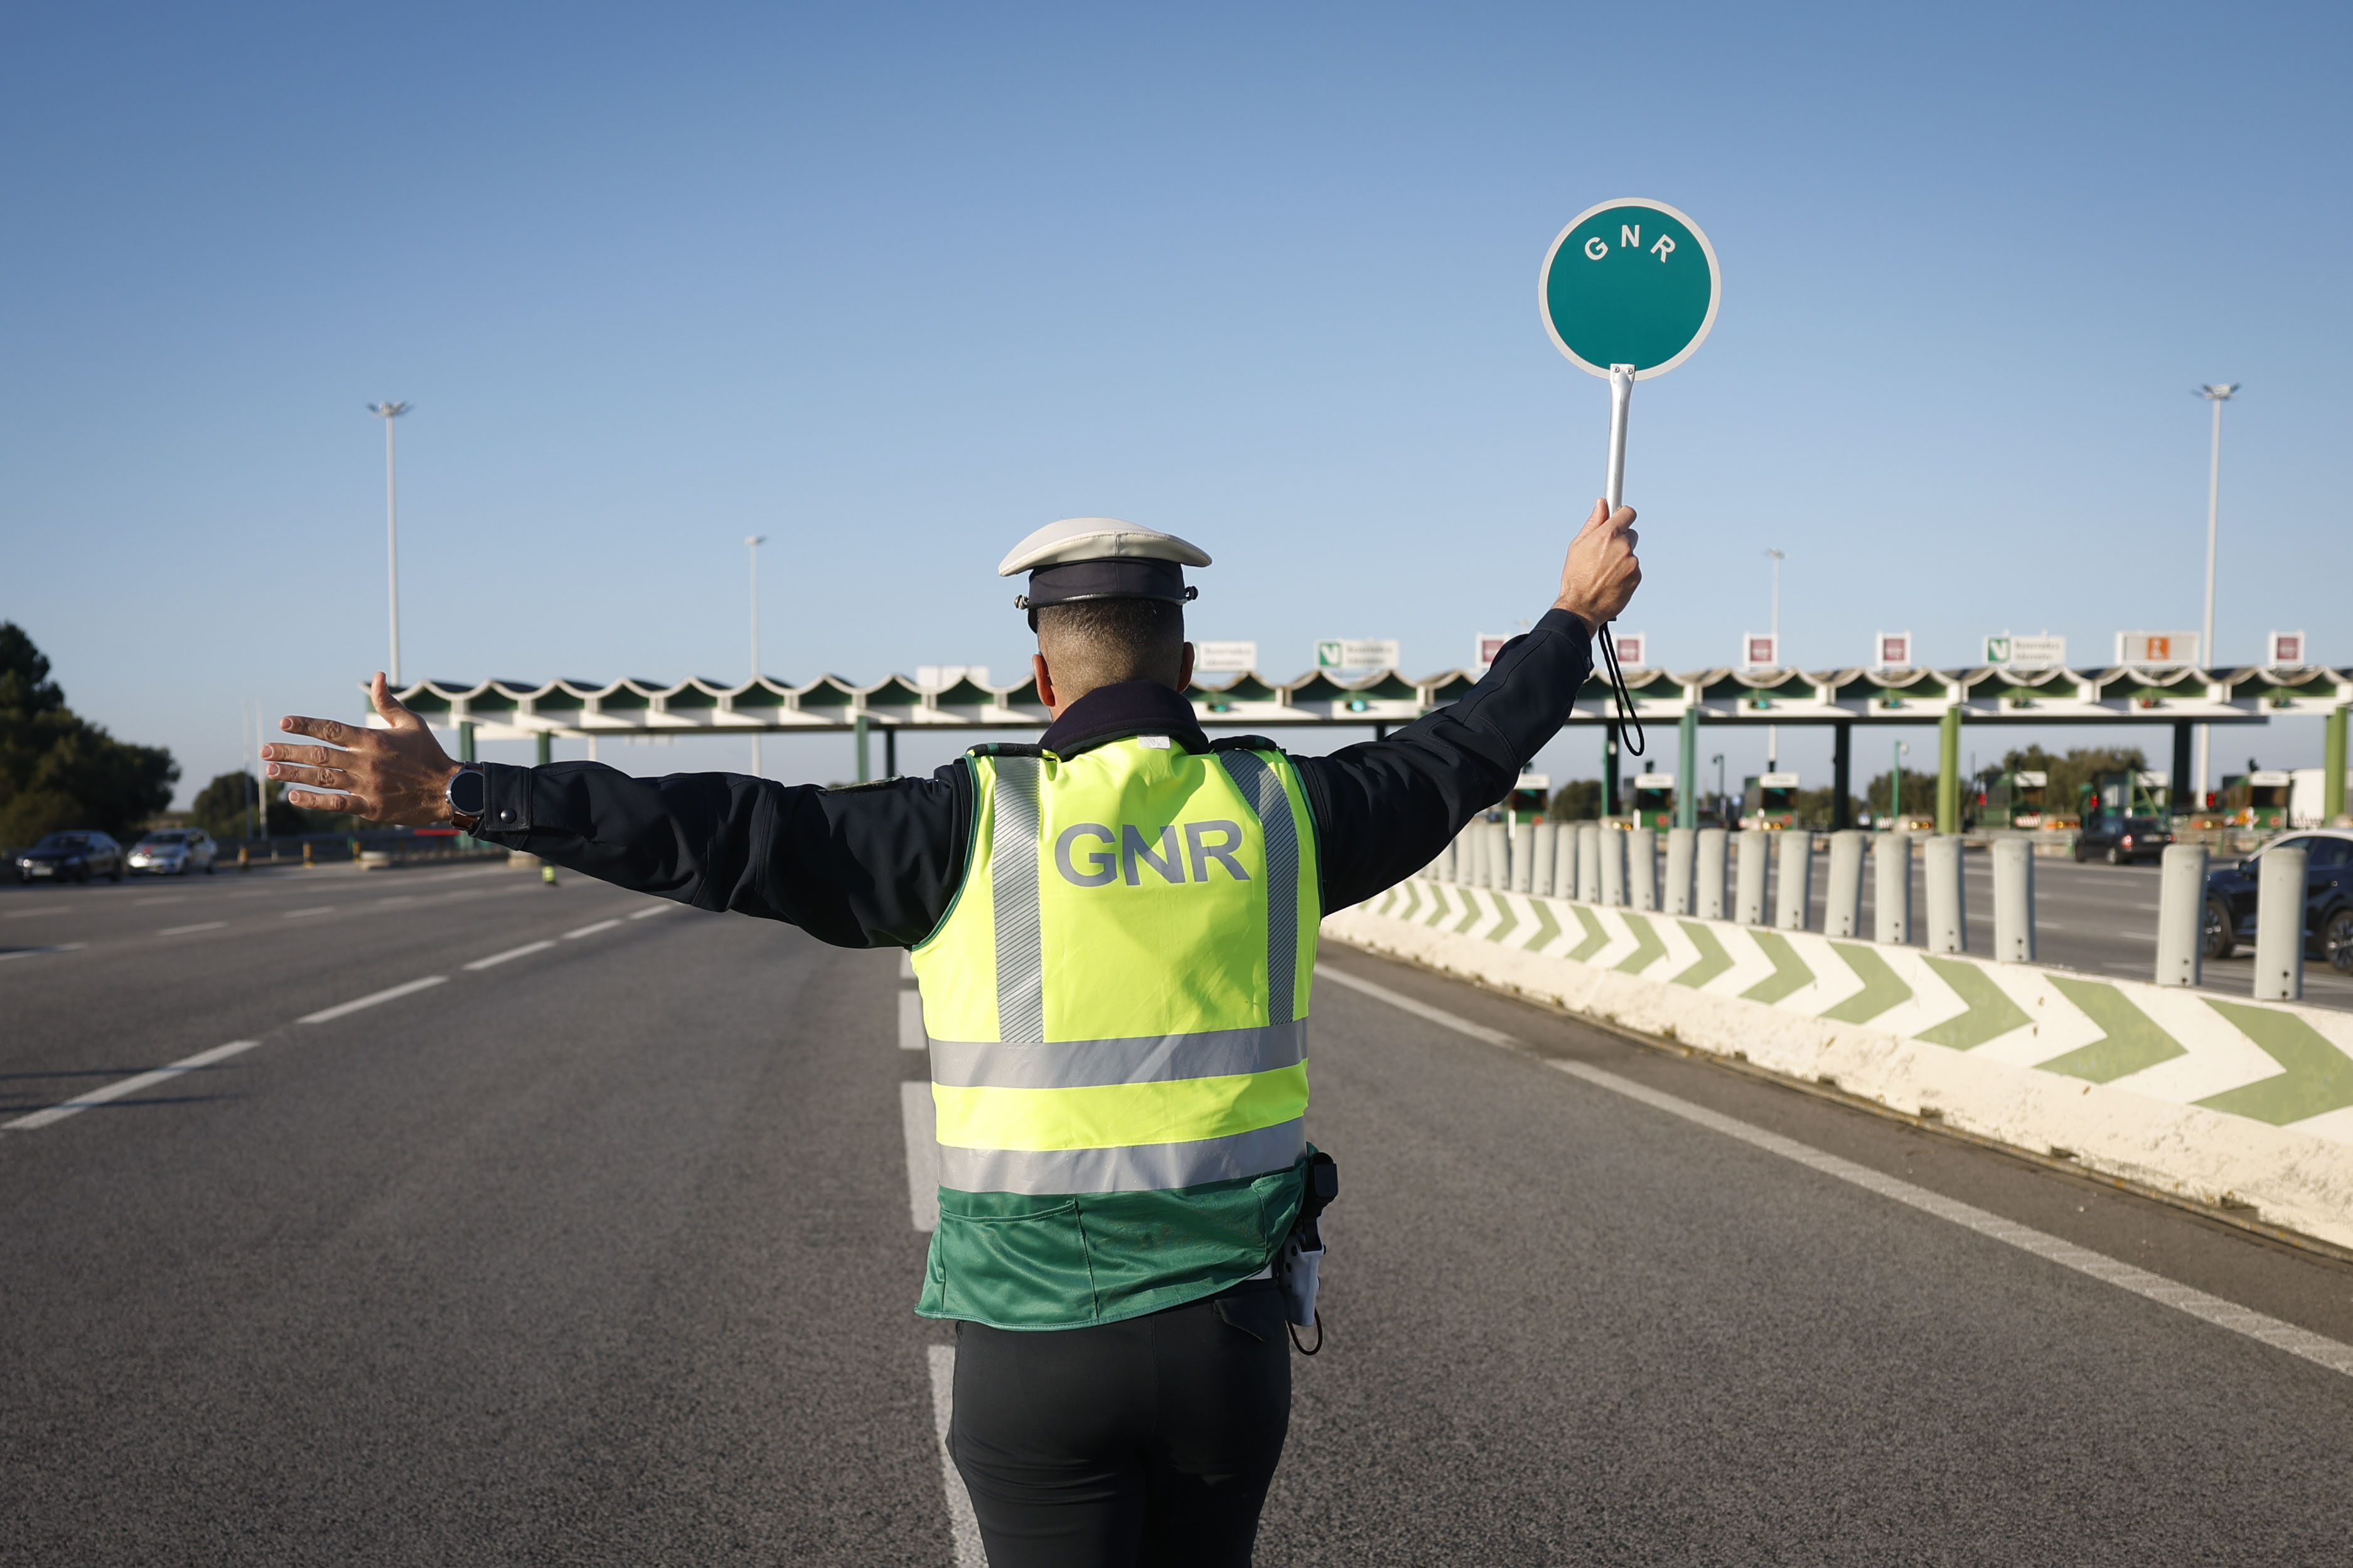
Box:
[265,499,1640,1567]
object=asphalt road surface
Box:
[5,861,2351,1564]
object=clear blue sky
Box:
[4,1,2345,803]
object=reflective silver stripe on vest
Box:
[929,1020,1307,1091]
[936,1118,1306,1197]
[1217,750,1299,1025]
[989,756,1046,1045]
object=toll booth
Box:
[1742,772,1799,830]
[2234,770,2292,830]
[1507,772,1550,824]
[1971,769,2049,829]
[1631,772,1676,831]
[2082,769,2171,826]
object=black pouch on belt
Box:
[1278,1151,1339,1335]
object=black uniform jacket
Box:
[472,609,1595,947]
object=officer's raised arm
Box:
[1292,495,1641,911]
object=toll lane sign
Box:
[1540,199,1720,379]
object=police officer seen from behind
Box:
[265,499,1640,1567]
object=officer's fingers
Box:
[1579,497,1611,533]
[1607,504,1637,533]
[266,760,356,789]
[257,742,350,768]
[277,713,371,750]
[369,673,427,732]
[284,785,371,816]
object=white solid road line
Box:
[298,976,448,1024]
[1327,963,2353,1381]
[4,1040,260,1131]
[902,1081,941,1231]
[158,921,228,936]
[464,941,558,972]
[900,991,928,1052]
[926,1346,987,1568]
[628,904,670,919]
[283,906,337,919]
[563,919,622,939]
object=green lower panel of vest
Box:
[918,1154,1311,1330]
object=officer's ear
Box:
[1178,641,1194,691]
[1032,652,1061,716]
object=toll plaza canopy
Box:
[377,661,2347,739]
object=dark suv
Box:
[2202,831,2353,972]
[2074,813,2173,865]
[13,831,127,884]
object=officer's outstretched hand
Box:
[261,673,462,825]
[1554,497,1640,631]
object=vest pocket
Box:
[933,1202,1100,1326]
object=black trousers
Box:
[949,1279,1292,1568]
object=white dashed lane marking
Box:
[298,976,449,1024]
[464,941,557,972]
[564,919,622,939]
[158,922,227,937]
[3,1040,260,1131]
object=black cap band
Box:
[1019,558,1196,615]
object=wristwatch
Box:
[446,764,488,829]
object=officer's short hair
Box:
[1036,597,1186,693]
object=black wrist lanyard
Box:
[1597,624,1644,759]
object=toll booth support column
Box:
[458,720,477,765]
[1936,708,1962,835]
[884,725,898,781]
[855,715,871,784]
[2326,707,2349,824]
[535,731,552,766]
[1831,722,1852,831]
[1602,723,1621,819]
[2172,720,2195,821]
[1675,710,1699,831]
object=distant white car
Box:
[129,829,218,876]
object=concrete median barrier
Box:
[1329,875,2353,1252]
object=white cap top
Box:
[997,516,1212,577]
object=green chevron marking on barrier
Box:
[1484,893,1522,946]
[1822,942,1912,1025]
[2035,978,2186,1083]
[1740,931,1814,1004]
[1425,884,1457,927]
[1671,921,1733,988]
[1565,905,1611,963]
[1376,887,1402,917]
[1521,899,1562,952]
[1916,956,2034,1050]
[1454,889,1488,935]
[1396,883,1423,920]
[1615,912,1666,974]
[2194,1000,2353,1125]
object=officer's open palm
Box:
[1555,497,1641,630]
[262,673,461,825]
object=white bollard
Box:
[2155,843,2206,987]
[1924,835,1966,954]
[2254,845,2307,1001]
[1732,827,1769,926]
[1598,828,1627,907]
[1554,822,1577,900]
[1512,822,1536,893]
[1529,821,1557,897]
[1484,821,1509,890]
[1874,832,1911,945]
[1825,831,1865,938]
[1991,837,2035,963]
[1695,828,1729,920]
[1664,828,1696,916]
[1774,830,1813,931]
[1627,829,1658,911]
[1576,823,1602,903]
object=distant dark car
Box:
[2202,830,2353,972]
[129,828,217,876]
[2074,814,2173,865]
[13,831,126,884]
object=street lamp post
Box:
[366,403,411,686]
[746,535,768,776]
[1710,752,1724,823]
[2192,383,2239,810]
[1764,548,1785,771]
[1890,739,1909,830]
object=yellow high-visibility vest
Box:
[911,735,1321,1329]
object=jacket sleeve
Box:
[469,759,972,949]
[1295,609,1595,912]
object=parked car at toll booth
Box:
[13,831,126,883]
[129,829,217,876]
[2202,829,2353,972]
[2074,814,2172,865]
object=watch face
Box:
[449,768,487,817]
